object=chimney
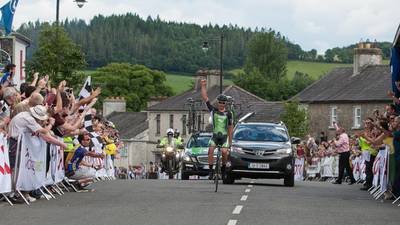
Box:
[103,97,126,117]
[353,39,382,75]
[147,96,168,108]
[193,69,222,91]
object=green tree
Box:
[91,63,173,111]
[280,101,309,138]
[244,32,288,80]
[25,24,86,85]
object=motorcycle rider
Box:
[159,128,176,147]
[174,129,184,146]
[200,79,233,180]
[158,128,178,173]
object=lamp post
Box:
[56,0,87,24]
[202,33,224,94]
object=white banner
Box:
[294,158,304,181]
[306,157,320,178]
[379,147,389,192]
[105,155,115,177]
[44,144,56,186]
[321,156,334,178]
[0,134,11,193]
[54,143,65,183]
[352,156,365,181]
[372,151,383,187]
[16,133,47,191]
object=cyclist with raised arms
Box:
[200,79,233,180]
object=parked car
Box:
[181,132,215,180]
[224,122,300,186]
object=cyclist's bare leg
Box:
[208,146,215,179]
[221,147,228,165]
[208,145,215,166]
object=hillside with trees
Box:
[17,13,386,74]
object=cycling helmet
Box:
[217,94,228,102]
[166,128,174,136]
[174,129,180,135]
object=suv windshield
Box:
[187,135,211,148]
[233,124,289,142]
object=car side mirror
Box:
[291,137,301,145]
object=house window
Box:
[169,114,174,129]
[330,106,337,127]
[353,106,361,129]
[182,115,187,136]
[156,114,160,135]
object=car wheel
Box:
[223,172,235,184]
[181,172,189,180]
[284,173,294,187]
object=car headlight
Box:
[166,147,174,152]
[183,155,191,162]
[276,148,292,154]
[231,146,245,154]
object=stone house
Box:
[292,42,393,139]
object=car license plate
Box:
[248,163,269,169]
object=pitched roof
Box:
[147,84,284,123]
[292,65,392,103]
[243,102,284,123]
[107,112,148,139]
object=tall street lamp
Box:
[56,0,88,24]
[202,33,224,94]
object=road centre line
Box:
[240,195,248,201]
[227,219,238,225]
[232,205,243,214]
[245,189,251,193]
[248,185,253,188]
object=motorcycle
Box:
[158,141,183,179]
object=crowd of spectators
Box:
[296,103,400,201]
[0,64,122,204]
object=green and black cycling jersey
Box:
[206,101,233,135]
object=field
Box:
[229,60,352,80]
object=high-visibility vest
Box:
[63,137,75,153]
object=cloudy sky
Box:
[6,0,400,53]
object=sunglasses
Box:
[218,101,226,105]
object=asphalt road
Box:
[1,178,400,225]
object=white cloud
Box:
[3,0,400,53]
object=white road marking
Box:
[227,219,238,225]
[240,195,248,201]
[245,189,251,193]
[232,205,243,214]
[248,185,253,188]
[250,180,255,184]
